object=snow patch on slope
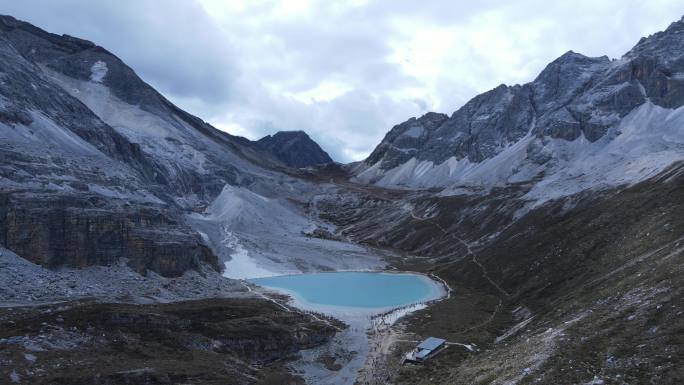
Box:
[524,102,684,204]
[219,226,275,279]
[40,65,385,277]
[0,111,163,203]
[42,67,261,178]
[89,61,107,83]
[189,184,384,279]
[358,102,684,204]
[355,131,535,189]
[203,185,309,230]
[13,111,101,156]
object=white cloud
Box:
[2,0,683,161]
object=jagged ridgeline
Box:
[0,15,332,277]
[0,11,683,385]
[355,17,684,199]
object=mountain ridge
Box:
[0,13,341,278]
[355,16,684,200]
[0,12,683,385]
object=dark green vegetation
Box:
[0,298,337,385]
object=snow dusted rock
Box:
[188,184,383,278]
[531,51,613,141]
[365,112,448,170]
[0,16,221,276]
[0,247,242,304]
[0,15,279,276]
[356,17,684,201]
[0,14,369,279]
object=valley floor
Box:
[339,168,684,385]
[2,166,684,385]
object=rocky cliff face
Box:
[257,130,333,168]
[1,12,683,385]
[0,194,217,277]
[365,112,449,170]
[0,14,310,276]
[356,16,684,196]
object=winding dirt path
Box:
[410,208,509,297]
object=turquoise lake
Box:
[250,271,443,310]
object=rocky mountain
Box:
[329,16,684,384]
[0,16,212,276]
[0,14,346,278]
[0,14,347,384]
[355,16,684,203]
[1,12,683,385]
[257,130,333,168]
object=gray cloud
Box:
[1,0,683,162]
[1,0,241,100]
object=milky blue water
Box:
[251,272,445,385]
[250,271,442,310]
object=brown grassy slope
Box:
[0,298,337,385]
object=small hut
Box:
[404,337,446,363]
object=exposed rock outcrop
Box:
[0,194,217,277]
[257,130,333,168]
[0,14,340,277]
[358,17,684,192]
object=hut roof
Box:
[417,337,445,351]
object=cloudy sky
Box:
[2,1,683,161]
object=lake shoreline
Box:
[358,270,454,384]
[247,270,449,385]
